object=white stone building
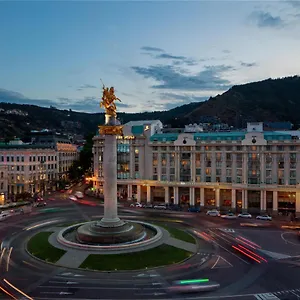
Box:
[92,121,300,215]
[0,165,8,205]
[0,141,78,198]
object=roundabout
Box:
[1,201,300,299]
[25,219,196,271]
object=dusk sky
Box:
[0,1,299,113]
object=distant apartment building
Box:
[0,136,79,200]
[92,120,300,216]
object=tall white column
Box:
[189,187,195,206]
[137,185,141,203]
[200,188,205,207]
[146,185,151,203]
[174,186,179,205]
[215,188,220,208]
[99,134,123,227]
[164,187,169,204]
[260,190,266,212]
[242,189,248,211]
[273,190,278,212]
[127,185,132,200]
[231,189,236,209]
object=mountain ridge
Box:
[0,75,299,139]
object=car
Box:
[167,280,220,294]
[221,213,237,219]
[256,215,272,221]
[143,204,153,208]
[69,195,77,201]
[154,204,167,210]
[188,207,201,213]
[130,202,143,208]
[238,212,252,218]
[206,210,220,217]
[75,191,84,199]
[36,201,47,207]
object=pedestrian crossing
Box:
[255,288,300,300]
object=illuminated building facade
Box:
[92,121,300,215]
[0,142,78,198]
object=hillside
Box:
[0,75,299,139]
[0,101,201,139]
[185,76,300,127]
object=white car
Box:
[256,215,272,221]
[130,202,143,208]
[75,191,84,199]
[238,212,252,218]
[221,213,237,219]
[69,195,77,201]
[206,210,220,217]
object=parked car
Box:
[154,204,167,210]
[188,207,201,213]
[143,204,153,208]
[221,213,237,219]
[206,209,220,217]
[256,215,272,221]
[130,202,143,208]
[238,212,252,218]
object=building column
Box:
[127,185,132,200]
[231,189,236,210]
[242,189,248,211]
[146,185,151,203]
[174,186,179,205]
[137,185,141,203]
[164,187,169,204]
[190,151,196,182]
[260,190,266,212]
[273,190,278,215]
[296,191,300,217]
[189,187,195,206]
[215,188,220,208]
[200,188,205,207]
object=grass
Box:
[80,244,192,271]
[156,224,196,244]
[27,232,66,263]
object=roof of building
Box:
[0,143,54,150]
[125,120,161,126]
[150,131,293,142]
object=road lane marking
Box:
[281,232,300,247]
[254,293,280,299]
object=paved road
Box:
[0,189,300,299]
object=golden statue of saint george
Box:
[100,82,121,118]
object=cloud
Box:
[287,0,300,8]
[131,64,233,91]
[77,84,97,91]
[240,61,257,67]
[222,50,231,54]
[140,46,164,52]
[249,11,285,28]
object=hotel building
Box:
[0,140,78,199]
[92,121,300,216]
